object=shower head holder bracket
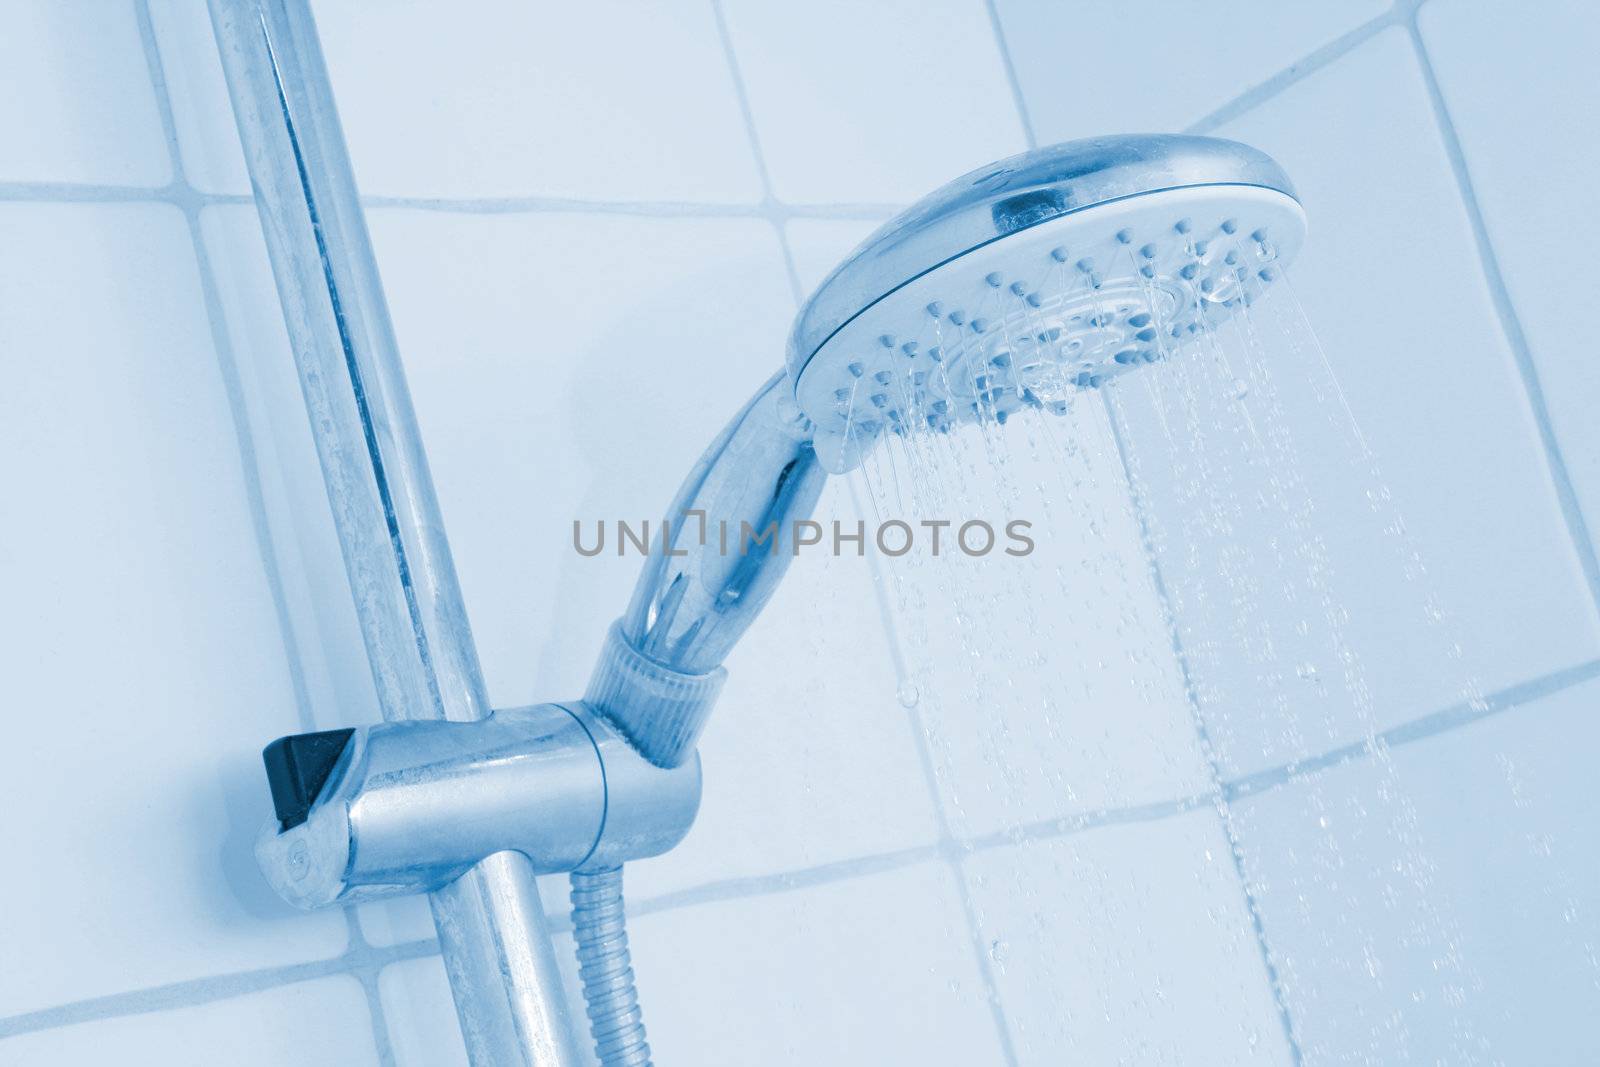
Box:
[254,700,701,909]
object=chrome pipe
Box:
[208,2,585,1062]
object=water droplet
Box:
[1231,378,1250,400]
[897,680,920,708]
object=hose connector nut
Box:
[585,619,726,768]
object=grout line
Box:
[1227,657,1600,801]
[843,477,1025,1067]
[1101,397,1306,1066]
[128,6,185,185]
[0,180,897,222]
[360,193,899,224]
[0,181,181,202]
[982,0,1038,149]
[180,199,323,733]
[7,655,1591,1042]
[0,938,440,1041]
[626,844,943,920]
[706,0,804,301]
[614,790,1211,921]
[364,193,761,218]
[774,202,903,221]
[845,479,917,691]
[1185,8,1401,134]
[133,1,319,735]
[343,911,399,1067]
[966,792,1215,853]
[0,961,350,1041]
[1404,16,1600,621]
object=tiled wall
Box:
[2,1,1596,1065]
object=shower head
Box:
[787,134,1306,472]
[598,134,1306,768]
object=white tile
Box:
[1112,29,1600,778]
[364,209,794,708]
[357,896,438,950]
[308,0,762,202]
[721,0,1028,204]
[1420,1,1600,576]
[148,0,249,195]
[0,976,378,1066]
[379,957,469,1067]
[996,0,1388,143]
[628,863,1003,1065]
[198,205,384,732]
[967,810,1291,1064]
[1232,677,1600,1064]
[0,0,169,185]
[0,204,348,1015]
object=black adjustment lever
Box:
[262,728,355,832]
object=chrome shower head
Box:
[787,134,1306,472]
[598,135,1306,768]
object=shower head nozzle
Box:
[787,134,1306,472]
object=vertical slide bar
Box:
[208,2,584,1063]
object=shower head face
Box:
[787,135,1306,472]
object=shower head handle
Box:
[590,371,829,766]
[620,371,826,673]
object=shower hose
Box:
[569,865,652,1067]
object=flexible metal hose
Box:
[569,865,651,1067]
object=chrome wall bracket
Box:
[257,703,701,909]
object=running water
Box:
[838,263,1563,1064]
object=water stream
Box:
[836,269,1561,1064]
